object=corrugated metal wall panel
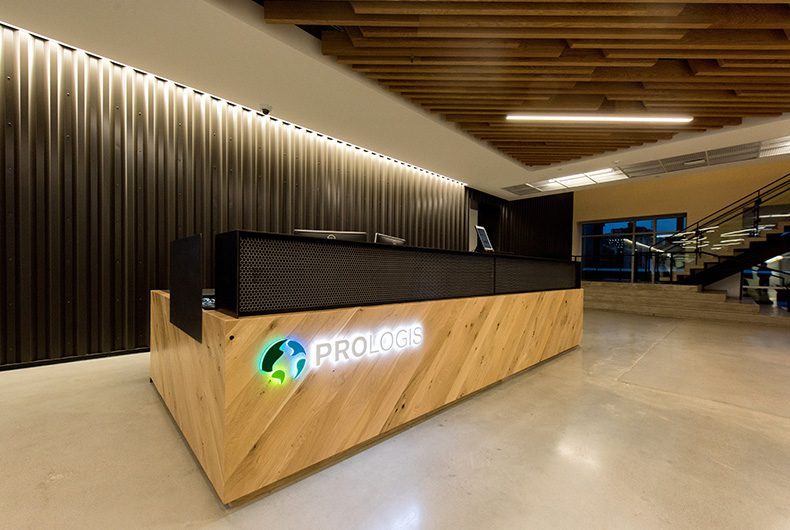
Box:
[0,25,467,367]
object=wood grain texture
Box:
[260,0,790,167]
[149,292,235,490]
[150,288,583,503]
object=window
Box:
[580,214,686,282]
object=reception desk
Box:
[150,231,583,504]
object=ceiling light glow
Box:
[527,168,628,192]
[505,114,694,124]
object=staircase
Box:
[580,173,790,326]
[674,221,790,285]
[583,281,789,327]
[656,173,790,286]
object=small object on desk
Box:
[374,232,406,246]
[475,225,494,252]
[201,296,216,310]
[293,228,368,242]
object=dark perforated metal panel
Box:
[494,257,578,295]
[233,233,494,315]
[216,231,580,316]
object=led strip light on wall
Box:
[0,20,465,187]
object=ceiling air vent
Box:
[660,152,709,172]
[617,135,789,180]
[759,135,790,158]
[502,184,540,196]
[707,142,761,165]
[502,134,790,197]
[618,160,664,178]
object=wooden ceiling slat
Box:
[569,29,790,50]
[684,4,790,29]
[718,59,790,68]
[688,59,790,76]
[353,65,598,74]
[346,31,524,49]
[263,0,790,167]
[266,2,700,28]
[369,15,710,29]
[408,95,556,101]
[336,55,658,67]
[602,49,790,59]
[641,81,790,89]
[609,94,790,102]
[349,2,686,17]
[369,73,595,81]
[392,82,738,95]
[352,65,595,73]
[266,3,790,29]
[357,26,690,40]
[264,1,417,25]
[735,89,790,96]
[322,31,567,57]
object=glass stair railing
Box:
[653,172,790,283]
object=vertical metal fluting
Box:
[0,25,467,366]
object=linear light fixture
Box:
[505,114,694,124]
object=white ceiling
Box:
[1,0,788,199]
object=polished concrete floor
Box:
[1,310,789,529]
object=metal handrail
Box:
[578,249,789,285]
[575,250,698,284]
[656,172,790,255]
[681,172,790,230]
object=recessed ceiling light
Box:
[528,168,628,192]
[505,114,694,124]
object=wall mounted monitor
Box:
[374,232,406,246]
[293,229,368,243]
[475,225,494,252]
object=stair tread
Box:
[586,303,789,326]
[584,296,759,313]
[582,281,699,291]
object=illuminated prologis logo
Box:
[260,339,307,384]
[259,324,424,384]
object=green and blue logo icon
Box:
[260,338,307,384]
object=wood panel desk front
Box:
[150,288,583,504]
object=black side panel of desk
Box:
[170,235,203,342]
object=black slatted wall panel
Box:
[469,189,574,260]
[500,192,574,260]
[0,26,467,367]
